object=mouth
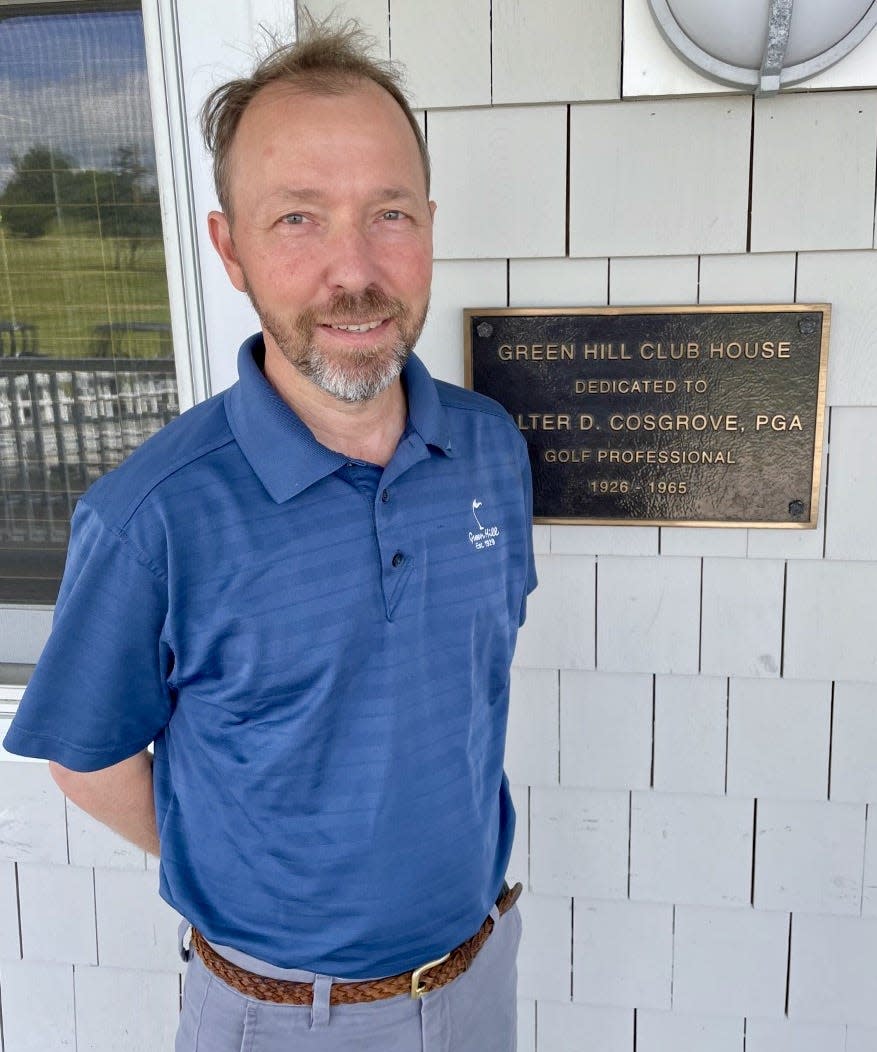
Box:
[316,317,395,344]
[325,320,386,333]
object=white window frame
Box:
[0,0,291,687]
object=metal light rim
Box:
[647,0,877,89]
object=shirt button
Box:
[381,489,390,503]
[391,551,404,568]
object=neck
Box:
[263,341,407,467]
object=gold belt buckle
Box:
[410,951,451,999]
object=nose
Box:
[322,221,380,295]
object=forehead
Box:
[228,79,424,194]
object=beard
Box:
[245,283,428,404]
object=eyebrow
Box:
[268,188,325,204]
[373,188,422,204]
[267,187,422,205]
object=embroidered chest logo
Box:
[469,498,501,551]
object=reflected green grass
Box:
[0,225,171,358]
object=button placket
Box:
[376,498,414,620]
[374,438,432,619]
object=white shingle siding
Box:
[0,863,20,959]
[660,526,748,558]
[516,893,571,1002]
[492,0,621,105]
[559,671,652,790]
[787,915,877,1024]
[569,99,751,258]
[0,763,68,866]
[744,1019,846,1052]
[750,92,877,253]
[596,556,701,675]
[672,906,790,1017]
[636,1012,744,1052]
[514,556,597,670]
[726,678,831,800]
[506,669,560,788]
[784,561,877,682]
[824,408,877,561]
[388,0,491,108]
[430,106,568,260]
[529,787,629,898]
[508,258,609,310]
[572,899,673,1009]
[629,793,753,908]
[0,961,76,1051]
[698,252,797,305]
[832,682,877,804]
[18,864,97,966]
[608,255,699,307]
[538,1002,633,1052]
[847,1027,877,1052]
[550,524,658,557]
[856,815,877,917]
[795,251,877,407]
[416,259,506,386]
[700,558,785,677]
[753,799,866,915]
[72,966,181,1052]
[652,675,727,795]
[94,870,183,973]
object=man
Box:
[3,16,535,1051]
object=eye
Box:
[381,210,404,221]
[280,213,307,225]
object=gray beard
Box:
[268,322,410,403]
[246,285,427,404]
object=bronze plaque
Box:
[464,305,830,527]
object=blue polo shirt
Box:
[5,335,536,978]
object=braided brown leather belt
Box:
[191,881,522,1005]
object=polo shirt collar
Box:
[402,344,456,459]
[224,334,454,504]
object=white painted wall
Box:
[3,1,877,1049]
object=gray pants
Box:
[175,906,521,1052]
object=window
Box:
[0,1,178,603]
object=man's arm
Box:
[49,750,160,856]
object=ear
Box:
[429,200,437,220]
[207,211,247,293]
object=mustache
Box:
[301,288,408,328]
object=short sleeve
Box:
[2,501,173,771]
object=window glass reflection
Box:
[0,6,177,603]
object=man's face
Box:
[208,80,435,403]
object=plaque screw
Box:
[476,322,493,338]
[798,318,818,336]
[788,500,805,517]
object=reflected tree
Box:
[0,143,162,262]
[0,145,73,237]
[103,145,162,267]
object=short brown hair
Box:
[200,12,430,216]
